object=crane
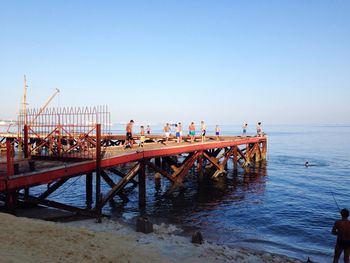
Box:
[22,75,28,126]
[28,88,60,127]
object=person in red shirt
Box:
[332,208,350,263]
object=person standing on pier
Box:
[215,125,220,141]
[256,122,262,137]
[201,121,206,142]
[178,122,183,142]
[163,123,171,143]
[189,122,196,143]
[332,208,350,263]
[124,120,134,149]
[243,123,248,136]
[146,125,151,135]
[175,124,181,143]
[139,126,145,147]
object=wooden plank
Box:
[108,167,138,185]
[100,170,129,202]
[100,163,140,208]
[138,162,146,207]
[175,151,201,184]
[38,178,69,199]
[203,151,221,170]
[22,195,97,218]
[145,160,175,183]
[100,170,116,188]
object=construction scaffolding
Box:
[20,106,110,159]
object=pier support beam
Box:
[243,144,251,167]
[5,191,17,215]
[233,146,238,171]
[261,141,267,160]
[5,138,16,214]
[155,157,161,166]
[6,138,14,177]
[254,143,261,163]
[108,167,138,186]
[138,161,146,208]
[86,172,93,209]
[101,170,129,202]
[22,195,97,218]
[24,125,29,158]
[174,152,201,185]
[146,160,175,183]
[24,188,30,199]
[197,151,204,181]
[100,163,141,208]
[39,178,69,199]
[95,124,102,222]
[203,147,233,178]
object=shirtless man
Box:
[200,121,206,142]
[189,122,196,143]
[124,120,134,149]
[332,208,350,263]
[163,123,171,142]
[175,124,181,143]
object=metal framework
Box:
[20,106,110,159]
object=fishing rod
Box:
[332,192,341,213]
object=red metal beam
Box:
[4,160,96,190]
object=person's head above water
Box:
[341,208,349,219]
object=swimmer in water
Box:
[305,161,309,167]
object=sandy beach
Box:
[0,212,303,263]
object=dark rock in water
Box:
[136,217,153,234]
[192,231,204,244]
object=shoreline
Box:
[0,212,303,263]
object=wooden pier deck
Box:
[1,135,266,190]
[0,132,267,218]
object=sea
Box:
[23,124,350,262]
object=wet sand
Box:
[0,212,302,263]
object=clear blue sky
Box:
[1,1,349,125]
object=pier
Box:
[0,106,267,219]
